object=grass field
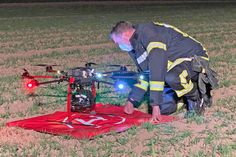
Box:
[0,2,236,157]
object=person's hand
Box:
[124,101,134,114]
[150,105,162,123]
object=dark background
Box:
[0,0,234,3]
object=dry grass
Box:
[0,2,236,157]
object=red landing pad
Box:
[6,104,176,139]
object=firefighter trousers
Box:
[160,60,200,115]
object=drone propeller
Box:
[110,71,137,78]
[110,75,137,79]
[85,62,97,67]
[69,62,97,70]
[106,64,135,72]
[70,67,90,71]
[22,68,31,79]
[80,60,98,67]
[23,68,28,73]
[106,64,134,67]
[105,64,134,67]
[33,64,60,73]
[101,70,127,75]
[34,64,60,67]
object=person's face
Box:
[111,32,133,52]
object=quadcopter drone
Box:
[22,62,147,114]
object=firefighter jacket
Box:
[128,22,208,106]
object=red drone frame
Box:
[22,66,97,124]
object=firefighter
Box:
[110,21,218,123]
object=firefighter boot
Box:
[185,89,205,117]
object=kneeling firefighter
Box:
[110,21,218,123]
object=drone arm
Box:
[35,75,66,86]
[29,75,56,79]
[37,79,65,86]
[96,80,114,86]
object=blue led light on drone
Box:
[139,75,145,80]
[118,83,124,90]
[96,73,103,78]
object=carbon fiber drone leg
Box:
[66,77,75,124]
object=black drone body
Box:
[22,63,145,113]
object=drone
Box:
[22,62,147,114]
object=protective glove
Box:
[192,55,219,94]
[192,55,218,107]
